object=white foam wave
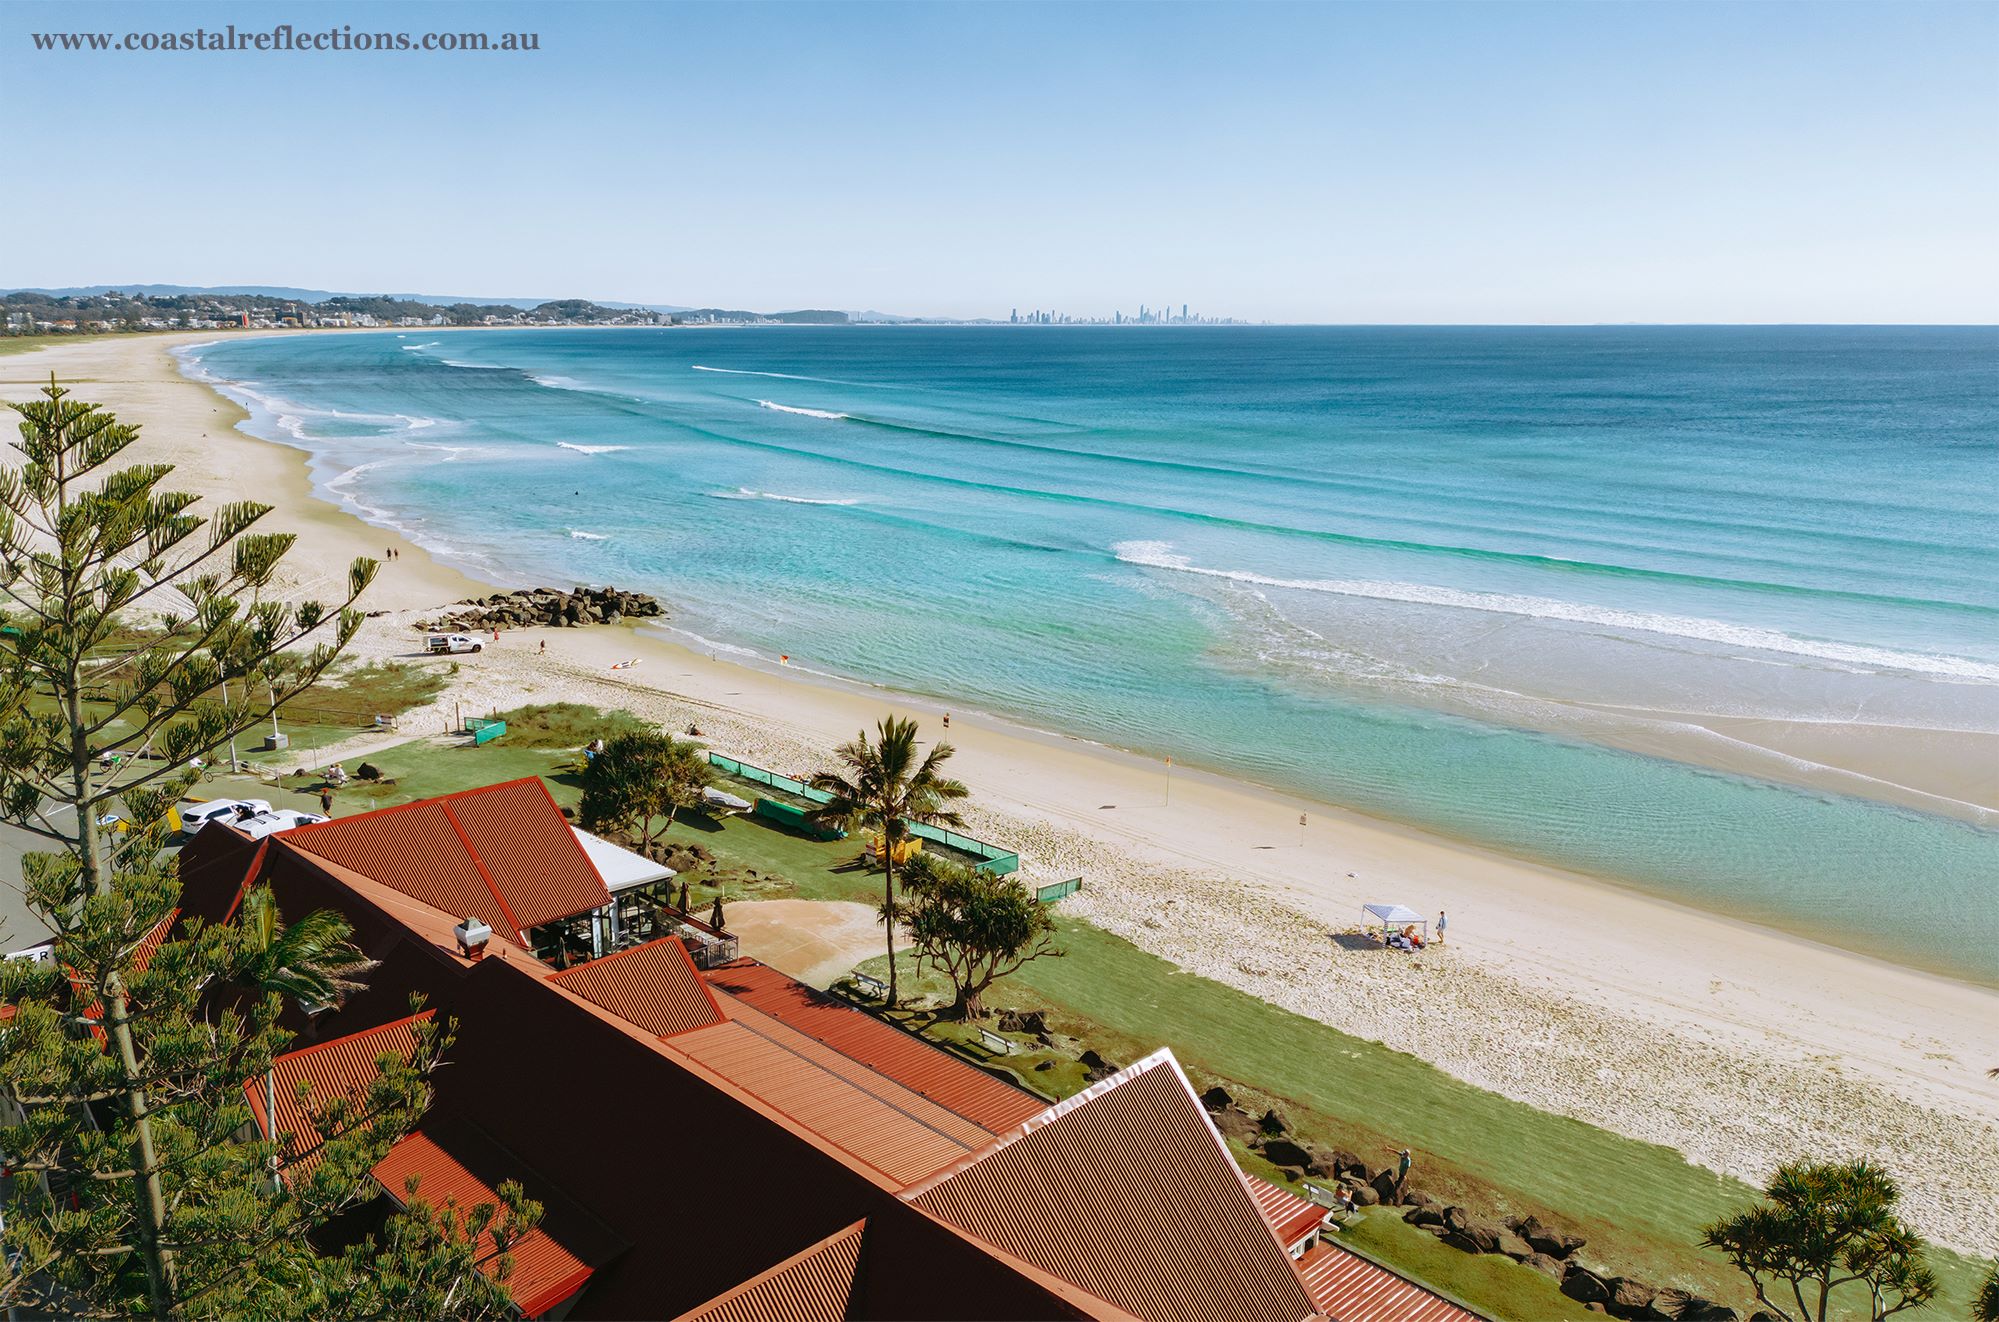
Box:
[529,373,587,391]
[1112,540,1999,684]
[567,529,611,541]
[555,442,631,455]
[440,358,508,371]
[400,341,441,351]
[757,399,848,420]
[708,487,861,507]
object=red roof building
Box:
[179,783,1477,1320]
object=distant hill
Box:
[4,284,695,313]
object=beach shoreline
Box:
[5,332,1998,1255]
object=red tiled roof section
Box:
[282,780,610,938]
[248,1012,433,1178]
[1296,1241,1484,1322]
[1249,1178,1330,1250]
[550,937,724,1039]
[284,802,506,931]
[375,1127,610,1319]
[704,959,1046,1134]
[665,1017,986,1186]
[908,1052,1319,1322]
[441,779,610,929]
[671,1220,866,1322]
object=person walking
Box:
[319,787,333,816]
[1437,910,1447,945]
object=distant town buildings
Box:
[1009,302,1242,325]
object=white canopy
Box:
[1362,903,1426,927]
[702,786,753,812]
[571,826,676,894]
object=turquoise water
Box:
[182,327,1999,983]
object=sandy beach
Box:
[6,333,1997,1255]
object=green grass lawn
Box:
[222,730,1991,1320]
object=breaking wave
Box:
[1112,541,1999,683]
[757,399,848,420]
[708,486,861,507]
[556,442,631,455]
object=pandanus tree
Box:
[577,728,712,854]
[898,853,1059,1020]
[810,716,968,1008]
[0,380,528,1317]
[1700,1160,1937,1322]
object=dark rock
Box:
[355,761,383,781]
[1440,1232,1484,1255]
[1439,1209,1503,1253]
[1261,1139,1314,1171]
[1513,1215,1588,1259]
[1496,1230,1535,1261]
[1258,1109,1287,1136]
[995,1009,1047,1035]
[1521,1252,1567,1280]
[1370,1168,1401,1205]
[1348,1183,1380,1206]
[1330,1149,1368,1180]
[1033,1060,1054,1072]
[1401,1188,1438,1209]
[1604,1278,1659,1320]
[1211,1108,1259,1143]
[1651,1291,1735,1322]
[1561,1266,1612,1306]
[1403,1206,1445,1229]
[1078,1049,1119,1083]
[1198,1085,1234,1112]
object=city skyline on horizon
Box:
[7,0,1996,324]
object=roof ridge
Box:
[897,1048,1178,1201]
[439,798,527,941]
[669,1218,868,1322]
[269,1008,436,1066]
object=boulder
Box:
[1348,1182,1380,1207]
[1258,1109,1288,1136]
[1403,1206,1446,1229]
[1198,1085,1234,1112]
[1604,1278,1660,1320]
[995,1009,1047,1035]
[1561,1267,1613,1307]
[1496,1230,1536,1261]
[1401,1188,1438,1210]
[1521,1252,1567,1280]
[1369,1168,1402,1205]
[1651,1291,1735,1322]
[1261,1139,1314,1171]
[355,762,383,781]
[1211,1108,1259,1143]
[1438,1209,1502,1254]
[1512,1215,1588,1259]
[1330,1149,1368,1180]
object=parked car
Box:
[427,633,483,654]
[177,798,273,838]
[236,809,330,840]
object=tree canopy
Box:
[577,728,712,852]
[899,854,1059,1019]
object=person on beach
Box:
[539,639,546,654]
[1438,910,1447,944]
[943,712,951,728]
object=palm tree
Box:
[810,717,968,1008]
[236,886,379,1011]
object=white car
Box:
[426,633,484,654]
[178,798,273,838]
[236,809,330,839]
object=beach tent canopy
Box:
[1361,903,1426,927]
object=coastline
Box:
[6,332,1998,1255]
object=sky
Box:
[3,1,1995,323]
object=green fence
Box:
[752,797,847,840]
[1035,877,1082,904]
[464,717,507,746]
[709,751,1019,873]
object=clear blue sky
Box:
[5,1,1994,322]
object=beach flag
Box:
[780,654,790,665]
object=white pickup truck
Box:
[426,633,484,654]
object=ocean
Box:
[180,326,1999,984]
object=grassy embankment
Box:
[197,705,1993,1320]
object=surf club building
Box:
[176,782,1479,1321]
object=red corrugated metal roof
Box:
[671,1220,866,1322]
[282,780,609,940]
[375,1127,608,1319]
[665,1016,987,1186]
[247,1012,433,1178]
[907,1051,1320,1322]
[1296,1241,1484,1322]
[1249,1178,1333,1253]
[549,937,724,1039]
[440,779,610,929]
[703,959,1046,1134]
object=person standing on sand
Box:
[1438,910,1447,945]
[943,712,951,729]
